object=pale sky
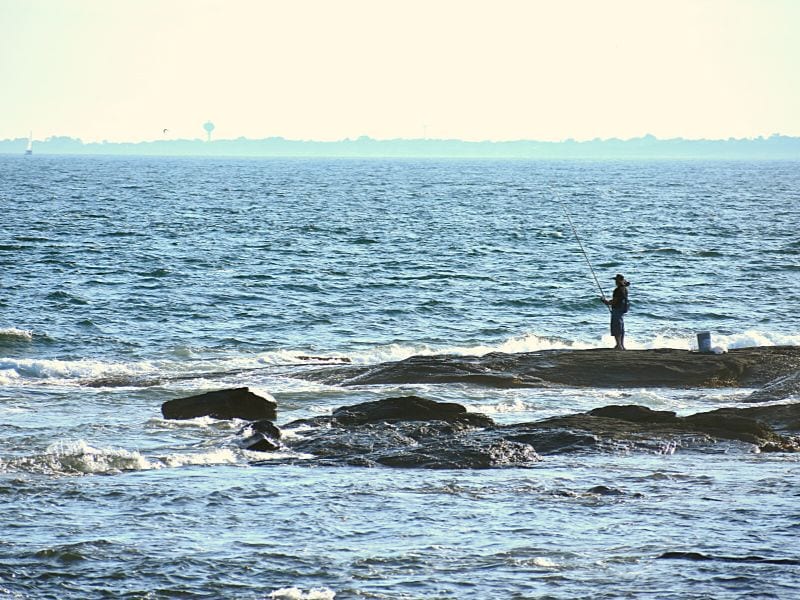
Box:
[2,0,798,142]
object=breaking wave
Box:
[0,440,243,476]
[0,327,33,341]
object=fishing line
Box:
[551,188,610,311]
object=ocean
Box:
[1,155,799,599]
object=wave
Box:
[1,440,155,475]
[339,329,799,363]
[0,356,162,387]
[0,327,33,341]
[269,588,337,600]
[0,439,242,476]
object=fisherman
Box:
[602,274,629,350]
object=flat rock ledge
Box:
[296,346,800,393]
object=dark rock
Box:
[589,405,678,424]
[280,397,535,468]
[375,437,540,469]
[161,387,277,421]
[288,421,422,461]
[502,417,700,455]
[504,402,800,453]
[730,403,800,433]
[296,346,800,390]
[241,393,800,469]
[504,428,602,455]
[287,420,540,469]
[683,410,775,444]
[299,353,546,388]
[238,419,282,453]
[587,485,626,496]
[241,433,281,452]
[248,419,282,439]
[330,395,494,427]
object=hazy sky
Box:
[2,0,798,142]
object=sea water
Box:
[0,156,799,599]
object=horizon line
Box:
[5,132,800,145]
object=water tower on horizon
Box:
[203,120,215,142]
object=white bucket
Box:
[697,331,712,353]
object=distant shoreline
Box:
[3,134,799,159]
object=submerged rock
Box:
[161,387,277,421]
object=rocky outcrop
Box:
[500,403,800,454]
[329,395,493,427]
[239,419,282,452]
[296,346,800,390]
[273,396,800,468]
[280,396,509,468]
[161,387,277,421]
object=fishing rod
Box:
[551,188,611,311]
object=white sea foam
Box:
[339,328,799,365]
[341,334,595,366]
[0,370,20,386]
[158,448,239,468]
[8,440,160,475]
[0,356,160,386]
[148,415,240,430]
[600,329,800,352]
[469,397,529,415]
[529,557,559,568]
[713,329,800,351]
[269,587,336,600]
[241,448,313,461]
[0,440,252,476]
[280,423,325,440]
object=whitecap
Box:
[158,448,239,468]
[269,587,336,600]
[468,398,528,415]
[712,329,800,351]
[0,356,161,386]
[529,556,559,568]
[0,327,33,341]
[3,440,160,475]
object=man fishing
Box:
[554,189,631,349]
[602,274,630,350]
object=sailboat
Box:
[25,132,33,155]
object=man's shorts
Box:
[610,312,625,337]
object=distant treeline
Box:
[3,134,800,159]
